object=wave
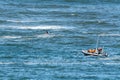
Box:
[0,62,14,65]
[0,25,74,31]
[0,19,50,23]
[64,0,120,4]
[100,56,120,61]
[103,62,120,65]
[0,19,40,23]
[15,25,74,30]
[99,34,120,36]
[23,62,83,65]
[6,20,39,23]
[36,34,55,38]
[0,36,22,39]
[7,0,120,4]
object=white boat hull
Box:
[82,50,108,57]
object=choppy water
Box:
[0,0,120,80]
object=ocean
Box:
[0,0,120,80]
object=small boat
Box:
[82,50,108,57]
[82,34,108,57]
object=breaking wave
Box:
[36,34,55,38]
[19,26,73,30]
[0,19,45,23]
[0,36,22,39]
[6,25,74,30]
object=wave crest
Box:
[0,36,21,39]
[16,25,73,30]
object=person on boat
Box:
[88,49,96,53]
[88,49,92,53]
[97,47,102,54]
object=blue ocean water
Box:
[0,0,120,80]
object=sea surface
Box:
[0,0,120,80]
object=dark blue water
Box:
[0,0,120,80]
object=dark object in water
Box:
[45,31,48,34]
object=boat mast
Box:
[95,35,100,52]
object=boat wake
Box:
[100,55,120,61]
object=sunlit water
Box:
[0,0,120,80]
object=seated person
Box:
[88,49,96,53]
[97,48,102,54]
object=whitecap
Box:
[0,25,74,31]
[103,62,120,65]
[0,62,14,65]
[24,62,39,65]
[100,56,120,60]
[23,62,82,65]
[36,34,55,38]
[0,36,22,39]
[6,20,39,23]
[17,25,74,30]
[99,34,120,36]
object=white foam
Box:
[0,62,14,65]
[1,36,21,39]
[103,62,120,65]
[23,62,83,65]
[36,34,55,38]
[24,62,39,65]
[6,20,39,23]
[100,56,120,60]
[99,34,120,36]
[16,25,73,30]
[1,25,74,30]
